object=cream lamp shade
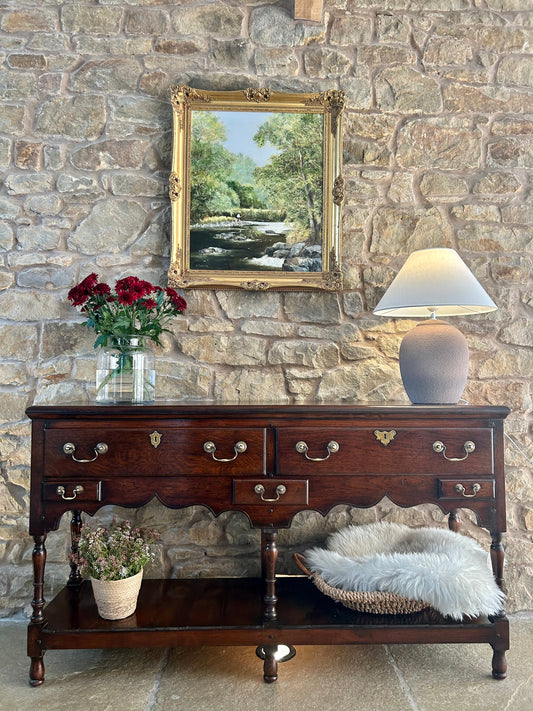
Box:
[373,248,497,404]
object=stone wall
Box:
[0,0,532,615]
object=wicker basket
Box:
[90,569,143,620]
[294,553,428,615]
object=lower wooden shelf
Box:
[39,577,503,651]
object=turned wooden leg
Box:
[491,646,508,680]
[261,528,278,620]
[68,510,83,586]
[448,509,460,532]
[489,531,509,679]
[28,534,47,686]
[261,645,278,683]
[490,531,505,591]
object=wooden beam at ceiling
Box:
[294,0,323,23]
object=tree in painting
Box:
[190,113,238,223]
[191,114,267,223]
[253,113,323,244]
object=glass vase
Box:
[96,335,155,404]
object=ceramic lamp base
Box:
[399,319,469,405]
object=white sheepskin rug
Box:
[304,522,505,620]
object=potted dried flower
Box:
[71,518,160,620]
[67,273,187,403]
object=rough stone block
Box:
[424,35,473,65]
[359,45,415,66]
[497,55,533,88]
[213,369,289,403]
[16,225,61,251]
[36,95,106,140]
[250,5,322,46]
[451,204,500,221]
[255,48,299,76]
[211,40,254,71]
[303,48,352,78]
[488,137,533,168]
[396,118,481,169]
[125,8,169,35]
[14,141,42,170]
[180,334,267,366]
[7,53,46,69]
[61,6,122,34]
[330,16,372,45]
[419,172,469,199]
[155,361,212,399]
[284,292,341,324]
[0,269,14,291]
[0,105,24,135]
[268,340,339,368]
[24,194,62,216]
[71,139,149,170]
[217,291,280,319]
[317,362,399,403]
[174,5,244,39]
[1,9,57,32]
[458,223,530,251]
[0,223,15,251]
[371,206,445,254]
[70,59,141,93]
[473,172,521,195]
[0,291,62,322]
[377,65,442,113]
[5,173,54,195]
[68,199,147,255]
[443,83,533,113]
[17,266,76,290]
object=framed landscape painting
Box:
[168,86,345,290]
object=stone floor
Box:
[1,614,532,711]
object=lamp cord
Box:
[505,433,533,466]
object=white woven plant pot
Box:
[90,569,143,620]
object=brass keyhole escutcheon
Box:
[149,431,162,448]
[374,430,397,447]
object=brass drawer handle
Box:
[254,484,286,502]
[63,442,108,463]
[454,482,481,498]
[203,440,247,462]
[295,440,339,461]
[432,440,475,461]
[56,484,84,500]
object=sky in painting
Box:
[214,111,276,166]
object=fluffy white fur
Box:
[304,522,505,620]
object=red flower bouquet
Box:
[68,273,186,348]
[68,274,187,402]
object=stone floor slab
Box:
[0,622,164,711]
[153,644,416,711]
[387,613,533,711]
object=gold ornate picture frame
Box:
[168,86,345,291]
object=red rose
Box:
[67,272,100,306]
[165,288,187,312]
[116,276,155,304]
[141,298,157,310]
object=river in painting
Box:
[190,220,292,271]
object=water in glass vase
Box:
[96,336,155,403]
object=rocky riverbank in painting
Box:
[190,220,322,272]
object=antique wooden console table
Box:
[26,402,510,685]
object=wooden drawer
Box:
[276,427,494,476]
[42,481,102,503]
[43,427,266,478]
[233,479,309,506]
[438,478,495,500]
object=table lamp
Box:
[373,248,497,404]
